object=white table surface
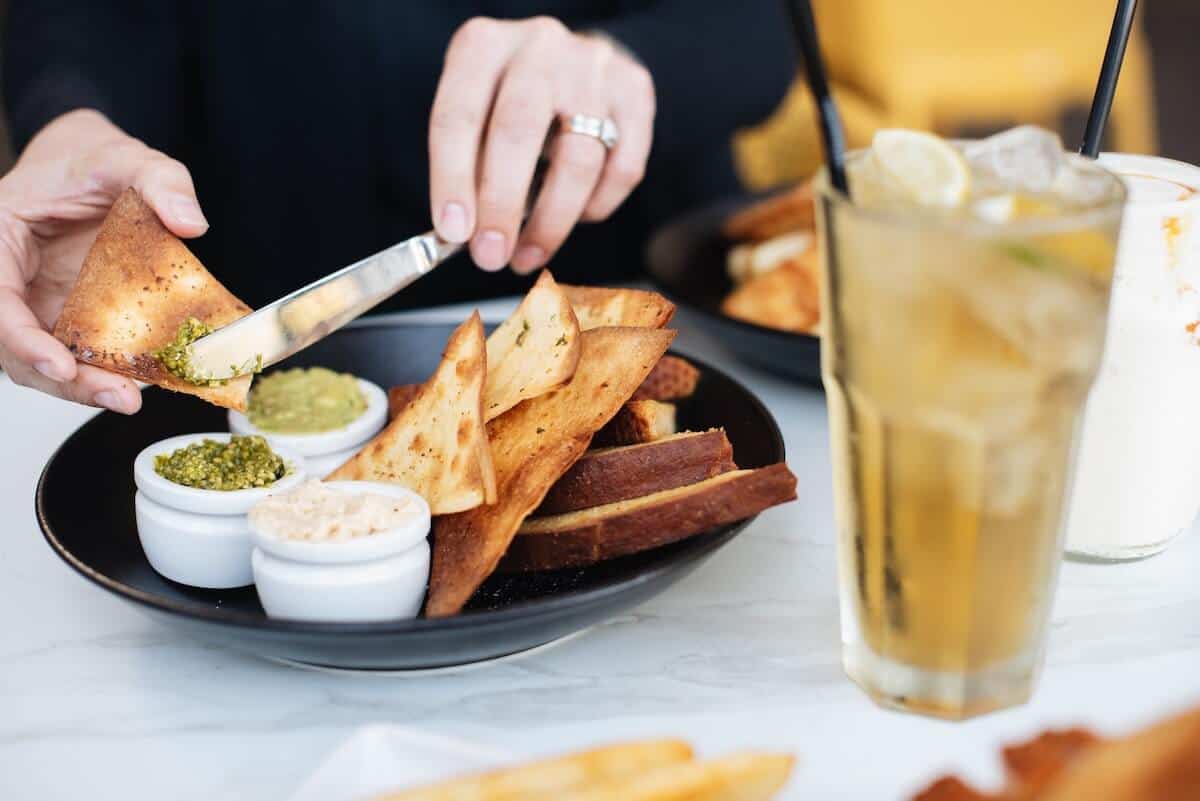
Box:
[2,299,1199,801]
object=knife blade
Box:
[186,231,461,381]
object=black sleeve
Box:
[598,0,795,158]
[3,0,182,153]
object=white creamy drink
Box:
[1065,154,1200,559]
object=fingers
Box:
[583,61,655,221]
[510,37,612,274]
[429,17,521,245]
[0,286,77,382]
[1,346,142,414]
[470,39,560,271]
[510,133,605,274]
[133,152,209,238]
[430,19,655,272]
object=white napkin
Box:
[286,725,509,801]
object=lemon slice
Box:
[973,193,1057,223]
[871,129,970,207]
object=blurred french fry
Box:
[560,752,795,801]
[370,740,694,801]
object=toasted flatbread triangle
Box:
[426,325,676,617]
[327,312,497,514]
[52,188,252,409]
[484,270,581,421]
[560,285,675,330]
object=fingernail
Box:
[512,245,546,272]
[94,390,130,414]
[440,202,469,243]
[473,230,508,271]
[170,195,208,229]
[34,360,68,382]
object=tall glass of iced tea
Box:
[817,127,1126,719]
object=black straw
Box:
[1080,0,1139,158]
[783,0,850,195]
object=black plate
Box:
[36,321,786,670]
[646,195,822,384]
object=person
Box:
[0,3,793,413]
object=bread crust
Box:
[536,430,736,516]
[503,463,797,571]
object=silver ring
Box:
[562,113,619,150]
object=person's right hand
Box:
[0,109,209,414]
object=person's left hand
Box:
[428,16,655,273]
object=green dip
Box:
[154,317,262,386]
[154,435,288,490]
[247,367,367,433]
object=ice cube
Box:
[964,126,1065,194]
[1050,162,1119,209]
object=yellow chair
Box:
[735,0,1157,190]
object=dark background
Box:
[0,2,1196,184]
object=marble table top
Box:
[2,299,1198,801]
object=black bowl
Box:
[646,195,822,384]
[36,321,786,671]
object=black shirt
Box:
[5,1,793,310]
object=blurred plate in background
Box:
[646,196,822,384]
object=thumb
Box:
[81,139,209,239]
[130,151,210,238]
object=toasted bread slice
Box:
[52,188,253,409]
[562,285,675,330]
[723,180,815,241]
[632,355,700,402]
[327,313,496,514]
[503,463,797,571]
[594,400,677,447]
[721,256,820,334]
[537,430,736,516]
[426,326,676,617]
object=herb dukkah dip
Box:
[247,367,367,433]
[154,435,288,490]
[154,317,262,387]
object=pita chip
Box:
[484,270,580,421]
[52,188,253,409]
[560,284,675,330]
[426,325,676,617]
[327,312,496,515]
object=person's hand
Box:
[429,16,655,273]
[0,109,209,414]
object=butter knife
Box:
[186,231,462,381]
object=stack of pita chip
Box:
[374,273,797,617]
[53,189,254,410]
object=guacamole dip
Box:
[154,435,288,490]
[247,367,367,433]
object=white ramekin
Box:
[249,481,432,622]
[227,378,388,477]
[133,433,307,588]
